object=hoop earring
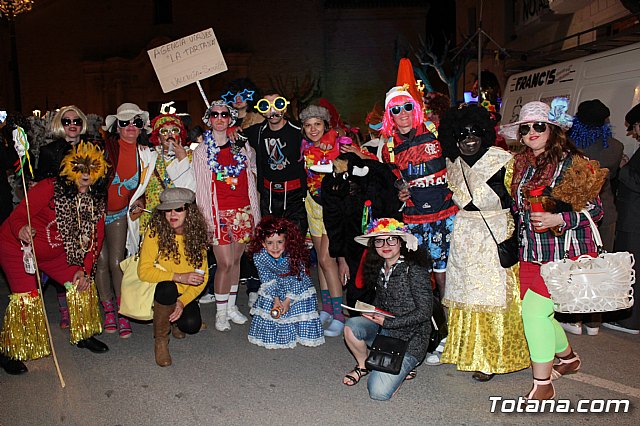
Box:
[519,138,525,145]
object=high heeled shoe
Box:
[525,378,556,400]
[552,352,581,379]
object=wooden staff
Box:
[15,127,66,388]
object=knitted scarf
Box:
[510,149,557,201]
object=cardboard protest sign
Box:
[147,28,227,93]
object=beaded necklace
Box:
[204,130,247,190]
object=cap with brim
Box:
[499,100,570,140]
[354,218,418,251]
[103,102,151,133]
[156,187,195,211]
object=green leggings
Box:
[521,290,569,363]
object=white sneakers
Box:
[227,305,248,324]
[425,337,447,366]
[198,293,216,304]
[215,305,248,331]
[215,311,231,332]
[560,322,583,335]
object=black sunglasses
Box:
[518,122,547,136]
[165,204,187,213]
[455,126,484,142]
[210,111,230,119]
[61,118,83,127]
[118,117,145,129]
[390,102,414,115]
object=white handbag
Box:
[541,211,635,313]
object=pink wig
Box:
[380,95,423,138]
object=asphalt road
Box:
[1,272,639,426]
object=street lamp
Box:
[0,0,34,113]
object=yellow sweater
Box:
[138,229,208,307]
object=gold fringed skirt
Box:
[66,281,103,344]
[441,266,531,374]
[0,291,51,361]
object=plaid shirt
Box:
[514,154,604,263]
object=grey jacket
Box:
[375,261,433,362]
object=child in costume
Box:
[247,216,325,349]
[0,142,110,374]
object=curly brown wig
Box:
[149,203,208,268]
[249,216,309,278]
[528,124,581,170]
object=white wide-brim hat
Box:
[499,100,572,140]
[103,102,151,133]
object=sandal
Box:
[405,369,417,381]
[525,378,556,400]
[551,351,581,380]
[343,366,369,386]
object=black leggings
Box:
[154,281,202,334]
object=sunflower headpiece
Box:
[60,141,109,183]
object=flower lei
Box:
[203,130,247,189]
[366,218,408,235]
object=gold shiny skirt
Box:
[0,291,51,361]
[441,266,531,374]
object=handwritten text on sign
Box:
[147,28,228,93]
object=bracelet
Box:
[557,213,566,229]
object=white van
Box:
[500,42,640,156]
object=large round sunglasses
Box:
[254,97,290,114]
[118,117,145,129]
[518,122,547,136]
[158,126,181,136]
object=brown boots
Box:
[153,303,175,367]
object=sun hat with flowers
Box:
[354,218,418,251]
[499,98,573,140]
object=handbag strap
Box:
[153,167,167,190]
[376,325,416,342]
[562,209,604,258]
[460,165,500,246]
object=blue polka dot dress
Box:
[248,249,325,349]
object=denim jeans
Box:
[346,316,419,401]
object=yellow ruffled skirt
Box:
[441,265,531,374]
[0,282,103,361]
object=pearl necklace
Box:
[204,130,247,190]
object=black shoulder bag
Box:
[461,165,519,268]
[366,328,415,375]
